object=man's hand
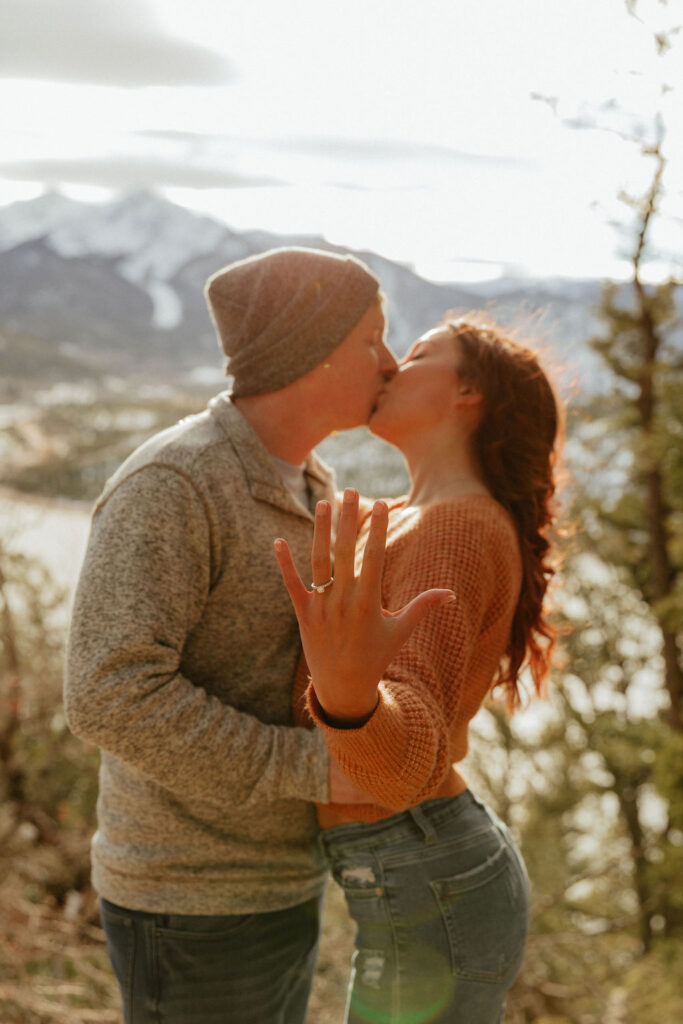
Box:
[328,755,374,805]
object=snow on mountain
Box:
[49,192,226,277]
[0,190,654,391]
[0,192,85,253]
[40,192,230,331]
[144,280,184,330]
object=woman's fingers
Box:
[359,501,388,600]
[391,589,456,646]
[333,489,360,586]
[311,500,332,587]
[274,538,309,614]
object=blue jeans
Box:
[99,894,322,1024]
[322,790,529,1024]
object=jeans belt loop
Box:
[407,804,438,844]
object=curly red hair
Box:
[445,316,562,709]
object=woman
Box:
[275,317,562,1024]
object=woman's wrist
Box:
[312,686,379,729]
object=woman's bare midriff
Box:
[317,765,468,829]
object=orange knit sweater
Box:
[292,493,523,824]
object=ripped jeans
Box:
[321,790,529,1024]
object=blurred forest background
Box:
[2,6,683,1024]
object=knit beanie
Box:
[204,247,380,396]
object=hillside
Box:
[0,190,625,397]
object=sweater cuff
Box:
[306,682,409,771]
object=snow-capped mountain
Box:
[0,191,621,391]
[0,192,84,254]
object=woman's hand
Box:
[274,489,454,726]
[328,756,374,804]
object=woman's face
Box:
[369,326,473,444]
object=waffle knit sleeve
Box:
[307,502,519,811]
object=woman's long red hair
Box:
[445,316,562,709]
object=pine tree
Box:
[574,135,683,948]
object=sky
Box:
[0,0,681,282]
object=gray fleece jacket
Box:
[64,392,333,914]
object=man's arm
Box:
[64,464,330,806]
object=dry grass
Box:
[0,871,355,1024]
[306,882,355,1024]
[0,873,119,1023]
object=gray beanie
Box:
[204,247,380,397]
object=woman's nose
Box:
[379,343,398,378]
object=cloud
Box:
[137,131,534,167]
[0,156,281,190]
[0,0,236,86]
[0,130,535,198]
[263,136,533,167]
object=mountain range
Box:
[0,190,650,395]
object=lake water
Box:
[0,488,92,599]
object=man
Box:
[64,247,397,1024]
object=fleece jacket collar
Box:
[208,391,334,520]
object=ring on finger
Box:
[311,576,334,594]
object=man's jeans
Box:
[99,894,322,1024]
[322,790,529,1024]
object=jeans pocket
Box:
[152,907,319,1023]
[430,841,528,984]
[99,899,136,1013]
[154,913,258,972]
[157,914,256,938]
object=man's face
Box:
[309,300,398,430]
